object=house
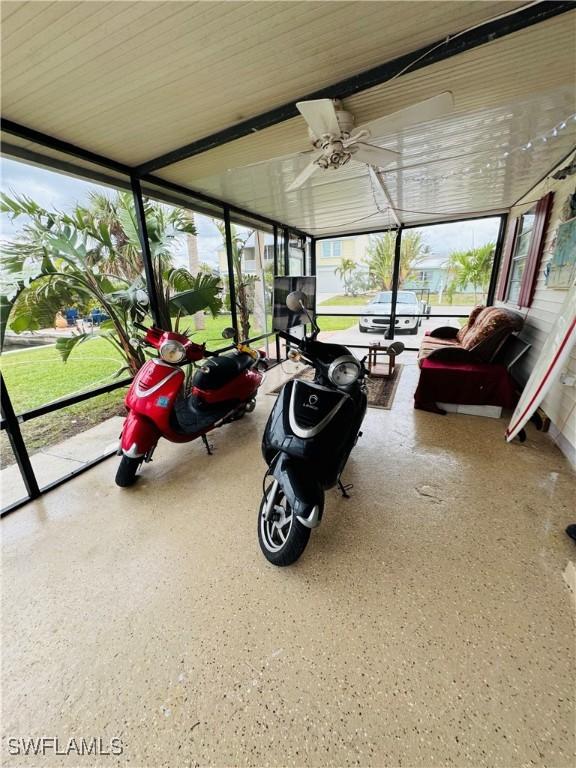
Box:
[315,235,371,292]
[403,254,449,293]
[217,243,275,276]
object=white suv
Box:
[359,291,423,335]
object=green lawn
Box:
[1,337,124,413]
[172,314,247,346]
[316,316,357,332]
[428,293,485,306]
[0,313,255,467]
[319,292,485,307]
[318,294,372,306]
[1,338,125,466]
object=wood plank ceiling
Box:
[2,1,524,163]
[1,1,575,232]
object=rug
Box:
[267,365,403,410]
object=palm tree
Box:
[0,192,222,374]
[84,191,144,281]
[446,243,495,303]
[214,221,258,341]
[183,209,205,331]
[365,231,427,290]
[335,257,357,295]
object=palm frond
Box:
[55,333,92,363]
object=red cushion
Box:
[414,359,517,410]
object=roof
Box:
[1,1,575,234]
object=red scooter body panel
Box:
[123,359,190,445]
[120,410,160,457]
[192,368,263,405]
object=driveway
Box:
[318,307,468,347]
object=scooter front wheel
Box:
[258,482,310,566]
[115,455,142,487]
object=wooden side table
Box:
[367,343,396,379]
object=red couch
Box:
[414,306,523,414]
[417,306,523,366]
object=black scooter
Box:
[258,290,403,566]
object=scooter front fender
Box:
[120,411,160,458]
[269,453,324,528]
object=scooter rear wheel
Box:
[115,455,142,487]
[258,483,310,566]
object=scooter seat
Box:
[193,350,254,391]
[172,394,237,435]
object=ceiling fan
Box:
[286,92,454,192]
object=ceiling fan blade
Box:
[357,91,454,139]
[296,99,341,139]
[351,143,399,168]
[286,159,321,192]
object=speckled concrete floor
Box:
[2,359,575,768]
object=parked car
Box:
[359,291,424,335]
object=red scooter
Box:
[116,323,267,487]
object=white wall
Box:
[498,153,576,465]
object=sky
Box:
[1,156,500,267]
[0,157,224,268]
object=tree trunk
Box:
[253,231,266,336]
[185,210,204,330]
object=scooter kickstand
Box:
[338,479,353,498]
[201,434,214,455]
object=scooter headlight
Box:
[328,355,361,388]
[159,340,186,364]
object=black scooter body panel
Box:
[263,378,367,490]
[269,452,325,521]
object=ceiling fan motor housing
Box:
[315,139,353,169]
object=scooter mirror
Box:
[388,341,405,356]
[286,290,307,312]
[222,327,237,339]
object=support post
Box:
[1,375,40,500]
[487,214,508,306]
[310,238,317,315]
[389,227,403,340]
[272,226,281,362]
[310,237,317,276]
[273,225,279,275]
[224,207,238,334]
[283,228,290,275]
[131,175,162,327]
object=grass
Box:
[319,292,486,307]
[316,316,357,332]
[173,314,248,345]
[1,337,124,413]
[318,294,372,306]
[1,338,126,467]
[0,313,264,467]
[428,293,485,306]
